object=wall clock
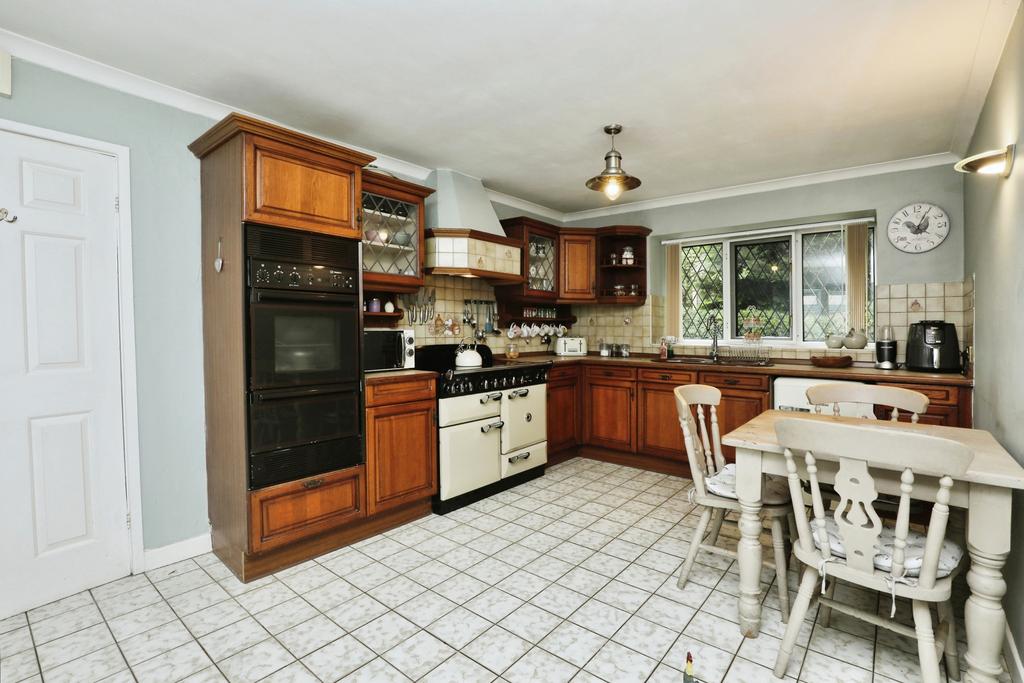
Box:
[887,202,949,253]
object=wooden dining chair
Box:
[804,382,933,625]
[806,383,929,422]
[772,417,970,682]
[674,385,793,620]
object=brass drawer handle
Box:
[724,378,740,386]
[302,478,325,489]
[659,374,671,380]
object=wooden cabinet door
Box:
[365,399,437,515]
[547,378,580,453]
[637,382,686,461]
[559,234,597,300]
[584,378,635,452]
[249,467,365,553]
[244,134,362,238]
[875,403,960,427]
[715,388,770,461]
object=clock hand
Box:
[913,208,931,234]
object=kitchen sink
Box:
[656,356,717,365]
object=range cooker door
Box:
[502,442,547,479]
[438,416,502,500]
[438,391,501,427]
[500,384,547,453]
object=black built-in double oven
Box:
[246,224,363,489]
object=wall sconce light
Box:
[954,143,1015,177]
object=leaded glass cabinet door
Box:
[526,232,557,297]
[360,172,432,292]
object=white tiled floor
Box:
[0,457,995,682]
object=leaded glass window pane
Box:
[801,230,846,341]
[733,239,792,338]
[679,243,723,338]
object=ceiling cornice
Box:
[484,188,565,223]
[0,28,433,180]
[557,152,961,223]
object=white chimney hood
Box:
[424,169,523,282]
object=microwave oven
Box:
[363,328,416,372]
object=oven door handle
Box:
[479,392,503,404]
[253,289,356,305]
[480,420,504,433]
[507,388,530,399]
[251,385,356,402]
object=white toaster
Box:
[554,337,588,356]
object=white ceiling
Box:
[1,1,1018,213]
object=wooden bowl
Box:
[810,355,854,368]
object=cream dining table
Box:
[723,410,1024,683]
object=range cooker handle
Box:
[253,289,356,304]
[507,388,530,399]
[479,392,503,405]
[508,452,531,464]
[480,420,504,433]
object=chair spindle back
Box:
[806,383,929,423]
[674,385,725,498]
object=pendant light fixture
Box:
[586,124,641,201]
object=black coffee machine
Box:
[906,320,962,372]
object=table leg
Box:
[964,484,1012,682]
[735,446,765,637]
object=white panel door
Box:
[0,129,129,618]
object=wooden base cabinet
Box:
[547,367,582,453]
[249,467,365,554]
[366,398,438,515]
[583,367,637,452]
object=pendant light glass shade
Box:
[586,124,641,200]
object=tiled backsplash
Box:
[395,276,976,364]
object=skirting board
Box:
[1006,623,1024,683]
[142,531,212,572]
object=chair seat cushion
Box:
[813,518,963,578]
[705,464,790,505]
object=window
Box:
[670,221,875,344]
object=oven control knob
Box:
[272,269,285,284]
[255,267,270,284]
[288,272,301,286]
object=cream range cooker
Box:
[415,345,549,514]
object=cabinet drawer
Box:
[698,371,770,391]
[547,365,581,382]
[638,368,697,385]
[585,365,637,381]
[878,383,959,406]
[249,467,365,553]
[502,442,547,479]
[365,376,436,407]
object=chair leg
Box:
[818,577,837,628]
[706,508,725,546]
[912,600,942,683]
[938,600,960,681]
[770,516,790,623]
[677,507,713,589]
[774,565,818,679]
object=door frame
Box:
[0,117,144,573]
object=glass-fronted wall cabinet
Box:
[495,216,560,301]
[361,170,434,293]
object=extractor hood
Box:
[424,169,523,282]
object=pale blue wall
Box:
[0,59,216,549]
[962,7,1024,655]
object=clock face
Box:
[887,202,949,253]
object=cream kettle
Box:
[455,338,483,368]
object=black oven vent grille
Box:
[247,224,306,260]
[247,224,358,268]
[310,236,357,265]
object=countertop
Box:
[364,369,438,385]
[495,353,973,387]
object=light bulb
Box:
[603,179,623,201]
[977,159,1007,175]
